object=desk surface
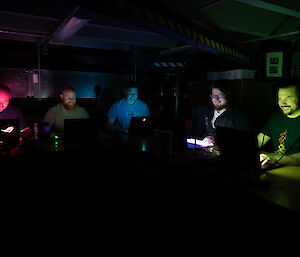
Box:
[243,166,300,213]
[2,130,299,216]
[267,166,300,181]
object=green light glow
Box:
[141,141,147,152]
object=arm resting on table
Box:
[264,151,300,166]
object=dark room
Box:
[1,0,299,237]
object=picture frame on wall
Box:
[266,52,283,78]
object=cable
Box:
[261,133,265,148]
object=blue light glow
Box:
[141,141,147,152]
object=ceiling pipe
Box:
[236,0,300,18]
[47,6,90,44]
[160,45,196,55]
[192,0,226,16]
[241,31,300,44]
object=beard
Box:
[280,105,299,117]
[127,96,137,105]
[63,102,76,111]
[213,102,227,111]
[281,106,292,114]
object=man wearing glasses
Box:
[191,79,250,145]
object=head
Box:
[277,81,300,118]
[94,84,102,96]
[60,86,76,111]
[0,84,11,112]
[124,81,138,105]
[210,79,232,111]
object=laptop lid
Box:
[0,119,20,145]
[64,118,97,145]
[128,116,153,135]
[216,126,261,173]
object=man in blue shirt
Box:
[107,81,150,133]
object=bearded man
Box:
[43,86,90,133]
[258,81,300,167]
[190,79,250,145]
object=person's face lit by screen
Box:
[125,87,138,105]
[210,87,228,111]
[0,90,11,112]
[278,85,299,118]
[60,90,76,110]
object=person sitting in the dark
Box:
[189,79,250,146]
[258,80,300,167]
[0,83,31,142]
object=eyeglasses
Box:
[210,94,225,100]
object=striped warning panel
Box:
[104,0,250,63]
[154,61,186,68]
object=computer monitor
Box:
[128,116,153,135]
[64,118,97,145]
[215,126,262,174]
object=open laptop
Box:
[128,116,153,135]
[64,118,97,145]
[215,126,262,174]
[0,119,20,146]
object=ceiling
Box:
[1,0,300,64]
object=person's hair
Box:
[124,80,138,90]
[60,85,76,94]
[277,78,300,99]
[210,79,234,104]
[0,83,11,95]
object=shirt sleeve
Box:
[43,106,56,127]
[80,107,90,118]
[107,101,119,120]
[143,102,150,116]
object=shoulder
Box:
[269,112,283,121]
[75,105,86,111]
[223,105,245,119]
[136,99,148,107]
[109,98,124,111]
[230,105,246,114]
[111,98,123,106]
[6,105,23,114]
[3,105,25,118]
[46,103,61,113]
[50,103,61,110]
[75,105,88,113]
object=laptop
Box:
[64,118,97,145]
[128,116,153,135]
[0,119,20,146]
[215,126,262,174]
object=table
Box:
[2,130,299,218]
[243,166,300,213]
[267,165,300,181]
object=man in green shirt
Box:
[258,81,300,167]
[43,86,90,133]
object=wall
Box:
[0,68,130,99]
